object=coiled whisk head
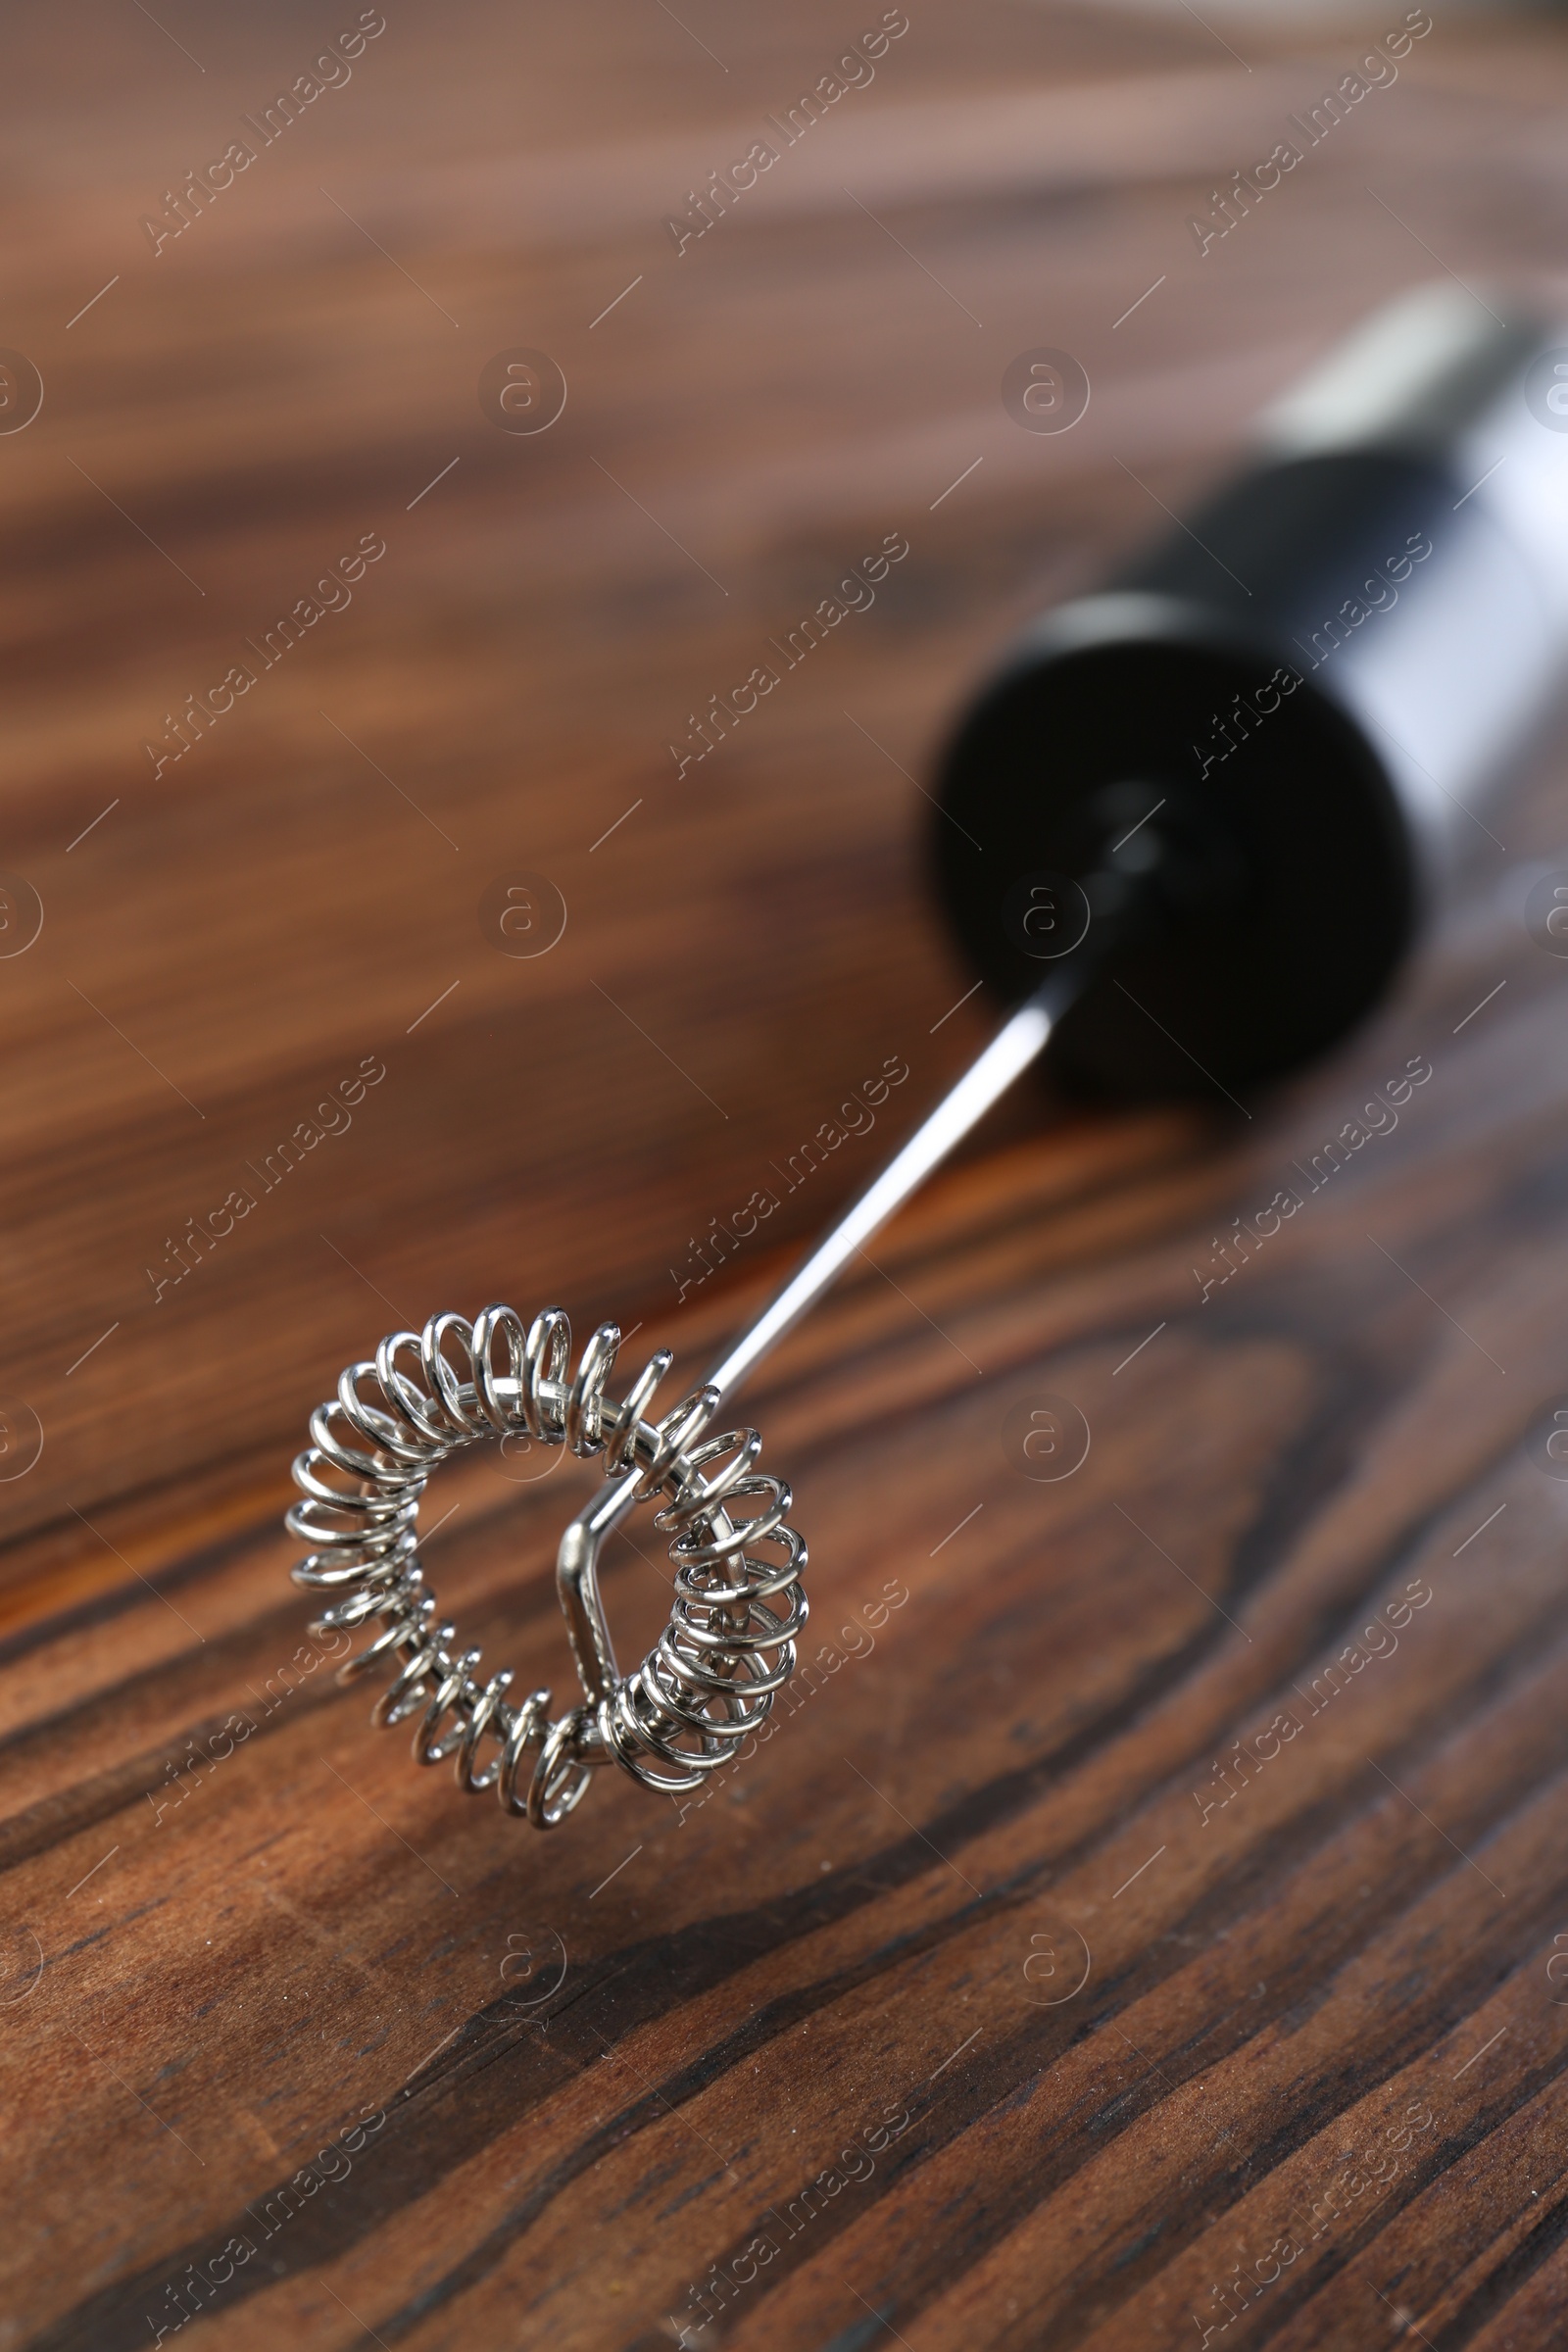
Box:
[286,1305,807,1829]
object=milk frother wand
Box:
[287,284,1568,1832]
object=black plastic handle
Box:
[932,286,1566,1100]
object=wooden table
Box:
[7,3,1568,2344]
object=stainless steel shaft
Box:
[704,973,1064,1404]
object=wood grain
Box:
[5,3,1568,2346]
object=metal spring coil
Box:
[286,1306,808,1828]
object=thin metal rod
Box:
[705,975,1068,1404]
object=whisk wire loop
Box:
[287,1305,807,1831]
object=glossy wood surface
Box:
[5,3,1568,2346]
